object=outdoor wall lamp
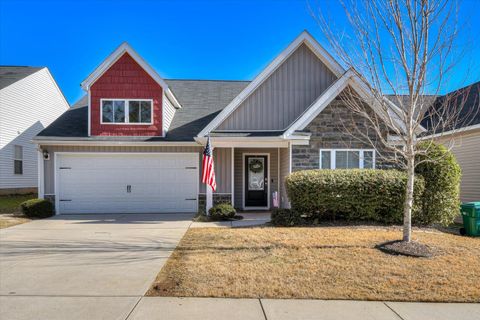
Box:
[43,150,50,160]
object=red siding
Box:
[90,53,163,136]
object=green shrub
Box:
[208,203,236,221]
[286,169,425,224]
[415,141,461,225]
[20,199,54,218]
[270,208,304,226]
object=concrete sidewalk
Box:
[2,296,478,320]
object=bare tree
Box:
[311,0,474,242]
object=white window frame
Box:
[319,149,376,169]
[100,98,153,125]
[13,145,23,175]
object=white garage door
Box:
[56,153,199,214]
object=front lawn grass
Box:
[147,226,480,302]
[0,194,36,229]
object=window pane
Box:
[14,145,23,160]
[102,100,113,123]
[129,101,140,123]
[140,101,151,123]
[348,151,360,168]
[336,151,348,169]
[364,151,374,169]
[114,101,125,123]
[14,160,23,174]
[321,151,331,169]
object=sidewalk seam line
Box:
[258,299,268,320]
[384,302,405,320]
[124,296,143,320]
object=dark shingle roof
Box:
[36,79,250,141]
[0,66,44,90]
[421,81,480,133]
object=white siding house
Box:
[0,67,69,194]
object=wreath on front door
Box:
[249,159,263,173]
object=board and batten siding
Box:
[42,145,233,198]
[234,148,279,209]
[217,44,337,131]
[434,130,480,202]
[0,68,69,189]
[163,95,176,135]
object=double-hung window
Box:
[320,149,375,169]
[14,145,23,174]
[101,99,152,124]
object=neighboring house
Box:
[33,31,407,214]
[421,81,480,203]
[0,66,69,195]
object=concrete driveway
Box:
[0,214,192,320]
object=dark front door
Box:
[244,155,268,207]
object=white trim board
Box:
[80,42,181,109]
[33,140,200,147]
[197,31,346,137]
[242,152,270,211]
[420,123,480,140]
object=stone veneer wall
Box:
[292,96,393,171]
[198,194,232,213]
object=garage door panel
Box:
[57,153,198,214]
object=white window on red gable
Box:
[320,149,375,169]
[101,99,152,124]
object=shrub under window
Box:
[285,169,425,224]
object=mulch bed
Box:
[377,240,436,258]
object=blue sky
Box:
[1,0,479,104]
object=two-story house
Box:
[33,31,406,214]
[0,66,69,195]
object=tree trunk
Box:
[403,156,415,242]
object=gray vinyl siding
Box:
[211,148,232,194]
[41,145,234,198]
[217,44,337,131]
[434,130,480,202]
[233,148,279,209]
[279,146,291,208]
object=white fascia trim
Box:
[32,140,200,147]
[348,74,426,134]
[165,89,181,109]
[43,68,70,111]
[197,30,346,137]
[348,76,408,134]
[80,42,182,109]
[282,70,353,138]
[420,123,480,140]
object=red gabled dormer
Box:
[81,43,181,137]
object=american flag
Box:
[202,136,217,191]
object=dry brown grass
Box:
[147,226,480,302]
[0,214,31,229]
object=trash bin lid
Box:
[461,202,480,209]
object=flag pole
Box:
[206,184,213,215]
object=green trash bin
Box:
[460,202,480,237]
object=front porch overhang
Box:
[194,135,310,148]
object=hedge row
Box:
[285,169,425,224]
